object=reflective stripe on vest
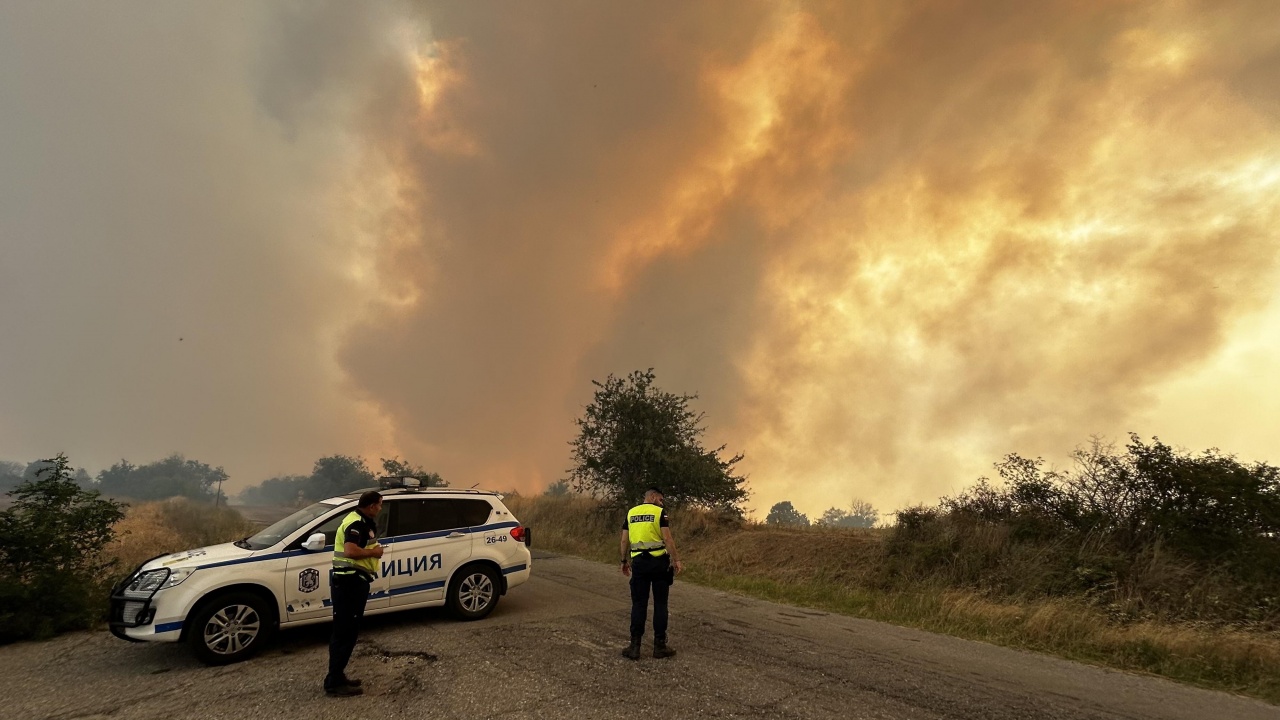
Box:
[627,503,666,557]
[333,511,380,578]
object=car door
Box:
[384,498,474,607]
[282,505,390,622]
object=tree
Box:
[848,499,879,527]
[308,455,375,499]
[96,454,228,502]
[0,454,126,642]
[566,369,748,511]
[765,501,809,527]
[237,474,310,506]
[544,479,572,497]
[817,507,848,526]
[380,457,447,487]
[0,461,22,493]
[817,499,879,528]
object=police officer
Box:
[325,490,384,697]
[620,486,684,660]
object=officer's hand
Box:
[621,562,631,577]
[371,546,385,559]
[674,560,684,575]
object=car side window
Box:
[313,514,345,546]
[386,499,493,537]
[456,499,494,526]
[294,505,389,549]
[286,511,345,550]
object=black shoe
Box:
[325,684,364,697]
[621,637,642,660]
[339,676,363,688]
[653,641,676,659]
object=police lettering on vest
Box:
[624,503,669,557]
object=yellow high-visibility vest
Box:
[332,511,380,578]
[626,503,666,558]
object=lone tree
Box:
[567,369,748,512]
[765,501,810,527]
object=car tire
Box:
[447,564,500,620]
[186,591,275,665]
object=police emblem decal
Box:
[299,568,320,593]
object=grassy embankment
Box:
[505,494,1280,704]
[107,499,256,574]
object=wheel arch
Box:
[449,558,507,596]
[180,583,281,642]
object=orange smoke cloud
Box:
[325,1,1280,517]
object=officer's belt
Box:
[332,568,375,583]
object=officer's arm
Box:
[344,541,382,559]
[665,525,686,568]
[619,529,631,576]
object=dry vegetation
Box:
[505,494,1280,703]
[107,498,256,575]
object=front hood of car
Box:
[141,542,253,572]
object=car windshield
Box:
[243,501,347,550]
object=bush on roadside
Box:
[0,455,126,644]
[886,435,1280,624]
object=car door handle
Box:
[447,531,466,538]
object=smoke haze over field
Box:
[2,1,1279,518]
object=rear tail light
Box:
[509,526,531,546]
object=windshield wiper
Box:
[233,538,253,550]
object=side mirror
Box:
[302,533,327,552]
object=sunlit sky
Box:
[2,1,1278,519]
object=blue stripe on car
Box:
[390,580,447,596]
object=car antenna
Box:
[470,483,479,488]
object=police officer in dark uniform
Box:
[620,486,684,660]
[325,490,383,697]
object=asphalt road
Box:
[3,551,1275,720]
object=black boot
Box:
[621,636,642,660]
[653,639,676,659]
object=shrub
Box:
[0,455,126,643]
[888,435,1280,624]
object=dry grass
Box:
[507,494,1280,703]
[107,498,255,575]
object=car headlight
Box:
[123,567,193,598]
[124,569,170,598]
[161,567,196,589]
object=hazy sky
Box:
[2,1,1278,519]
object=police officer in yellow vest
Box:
[325,491,383,697]
[620,486,684,660]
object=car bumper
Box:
[501,553,532,590]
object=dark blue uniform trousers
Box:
[326,572,370,690]
[629,553,671,642]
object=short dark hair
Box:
[358,490,383,508]
[645,486,663,496]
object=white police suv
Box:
[108,481,532,664]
